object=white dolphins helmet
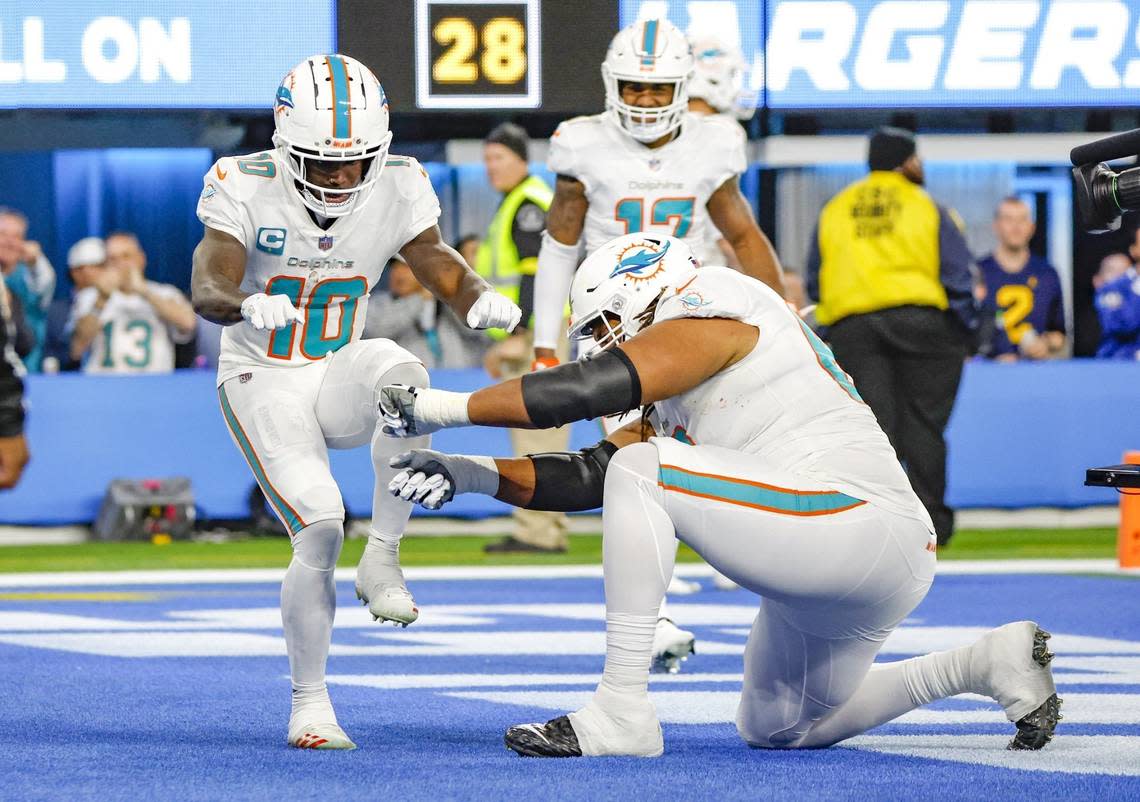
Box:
[601,19,693,143]
[568,233,698,351]
[687,35,758,121]
[272,54,393,218]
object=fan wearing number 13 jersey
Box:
[531,18,785,369]
[191,53,521,752]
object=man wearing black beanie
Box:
[475,122,570,554]
[805,127,978,546]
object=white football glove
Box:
[466,290,522,332]
[241,292,304,331]
[379,384,472,437]
[388,449,499,511]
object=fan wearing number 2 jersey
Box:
[531,18,785,369]
[191,53,521,752]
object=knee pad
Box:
[378,360,430,393]
[604,441,660,490]
[291,519,345,572]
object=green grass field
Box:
[0,527,1118,573]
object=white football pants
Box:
[600,437,937,748]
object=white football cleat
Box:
[968,620,1062,750]
[355,540,419,627]
[666,575,701,595]
[288,717,356,750]
[652,616,695,674]
[355,582,419,627]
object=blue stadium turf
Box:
[1,570,1138,801]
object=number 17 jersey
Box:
[548,112,745,262]
[196,150,441,385]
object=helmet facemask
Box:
[273,130,392,218]
[570,288,666,353]
[603,67,688,143]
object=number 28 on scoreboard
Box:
[415,0,542,109]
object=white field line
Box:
[0,559,1134,587]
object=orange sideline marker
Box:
[1120,451,1140,569]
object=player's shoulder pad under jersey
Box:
[383,154,436,201]
[196,154,267,244]
[202,152,282,206]
[654,266,757,324]
[548,114,609,177]
[691,114,747,177]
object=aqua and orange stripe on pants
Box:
[659,464,866,517]
[218,385,306,534]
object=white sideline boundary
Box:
[0,506,1121,547]
[0,559,1134,587]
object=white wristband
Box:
[417,389,472,430]
[452,454,500,497]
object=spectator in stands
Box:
[43,237,108,372]
[806,127,977,547]
[1093,251,1140,360]
[364,256,487,368]
[0,207,55,372]
[976,198,1067,361]
[67,232,196,374]
[0,280,28,489]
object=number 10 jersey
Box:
[196,150,441,385]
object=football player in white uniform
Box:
[381,233,1061,759]
[191,54,520,750]
[686,34,758,274]
[530,17,782,372]
[530,17,784,652]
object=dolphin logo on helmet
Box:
[569,234,697,352]
[610,240,671,279]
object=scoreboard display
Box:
[416,1,540,108]
[339,0,616,113]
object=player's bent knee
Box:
[604,441,660,490]
[292,519,345,572]
[379,360,429,392]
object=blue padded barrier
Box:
[2,360,1136,525]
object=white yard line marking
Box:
[0,559,1133,587]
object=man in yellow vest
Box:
[806,127,978,547]
[477,123,571,553]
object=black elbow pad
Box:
[520,349,641,428]
[527,439,619,512]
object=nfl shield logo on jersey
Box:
[318,236,334,251]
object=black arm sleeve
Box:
[526,439,619,511]
[520,347,641,428]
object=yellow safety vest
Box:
[815,171,950,326]
[475,174,553,338]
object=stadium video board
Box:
[8,1,1140,111]
[625,0,1140,110]
[0,1,335,109]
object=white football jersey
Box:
[648,266,933,529]
[196,150,441,384]
[548,112,744,264]
[69,283,192,374]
